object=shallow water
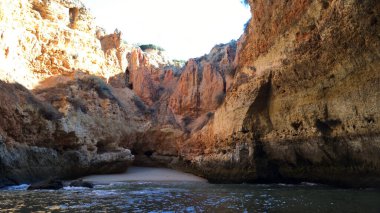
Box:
[1,182,379,212]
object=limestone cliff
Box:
[1,0,110,88]
[1,0,379,188]
[0,76,151,186]
[177,0,380,187]
[0,0,149,187]
[169,42,237,120]
[123,41,239,166]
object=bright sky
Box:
[82,0,251,60]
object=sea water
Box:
[0,182,379,212]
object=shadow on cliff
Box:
[0,73,148,187]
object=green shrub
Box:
[139,44,165,52]
[39,103,63,120]
[78,76,115,100]
[27,96,63,121]
[172,59,186,67]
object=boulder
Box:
[27,179,64,190]
[69,179,94,188]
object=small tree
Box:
[139,44,165,52]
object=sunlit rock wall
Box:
[0,0,123,89]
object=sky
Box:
[82,0,251,60]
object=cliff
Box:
[0,0,150,187]
[0,0,379,188]
[123,42,239,166]
[0,77,142,186]
[169,42,237,119]
[177,0,380,187]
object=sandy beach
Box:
[83,167,207,184]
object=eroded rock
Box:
[176,0,380,187]
[69,179,94,188]
[27,179,64,190]
[0,77,140,186]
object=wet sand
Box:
[83,167,207,183]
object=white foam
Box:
[301,182,319,186]
[4,184,30,191]
[63,186,89,190]
[92,190,119,196]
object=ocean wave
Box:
[3,184,30,191]
[63,186,90,191]
[92,190,119,196]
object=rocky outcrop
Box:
[69,179,94,188]
[0,75,147,187]
[0,0,153,187]
[124,41,237,118]
[0,0,129,89]
[124,47,181,103]
[123,42,239,164]
[27,179,64,190]
[176,0,380,187]
[169,42,237,121]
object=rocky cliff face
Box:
[177,0,380,187]
[1,0,113,88]
[0,0,149,187]
[169,42,237,120]
[0,76,150,186]
[1,0,379,188]
[122,42,239,166]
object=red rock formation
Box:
[127,49,160,105]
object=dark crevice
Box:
[291,121,302,131]
[242,72,273,135]
[316,119,342,135]
[253,139,281,181]
[144,151,154,157]
[365,116,375,124]
[96,140,108,154]
[130,149,137,155]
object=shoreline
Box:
[82,166,208,184]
